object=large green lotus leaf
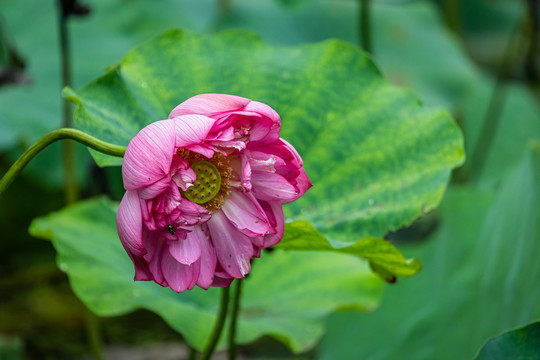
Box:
[475,321,540,360]
[29,197,383,352]
[67,29,464,243]
[218,0,480,109]
[319,147,540,360]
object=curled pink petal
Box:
[117,190,146,256]
[173,114,216,150]
[169,93,249,118]
[195,224,218,289]
[259,200,285,248]
[250,171,298,201]
[207,211,254,278]
[161,251,200,292]
[168,230,203,265]
[142,231,167,286]
[170,156,196,191]
[123,120,176,192]
[221,189,270,237]
[117,94,311,292]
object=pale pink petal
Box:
[195,224,218,289]
[207,211,254,278]
[161,250,200,292]
[169,94,249,118]
[123,120,176,191]
[208,139,246,152]
[240,155,252,191]
[228,154,252,191]
[221,189,270,237]
[170,156,196,191]
[117,190,146,256]
[247,151,277,172]
[250,171,298,202]
[168,230,203,265]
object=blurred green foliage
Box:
[1,0,539,358]
[320,148,540,359]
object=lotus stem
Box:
[199,286,230,360]
[0,128,126,199]
[228,278,243,360]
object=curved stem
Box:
[84,308,104,360]
[228,278,243,360]
[0,128,126,198]
[57,0,78,203]
[199,287,230,360]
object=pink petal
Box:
[131,254,153,281]
[250,171,298,202]
[260,200,285,248]
[243,100,280,124]
[173,199,211,226]
[221,189,270,237]
[142,231,167,286]
[184,143,215,158]
[208,139,246,152]
[173,114,216,148]
[228,154,252,191]
[168,229,203,265]
[207,211,254,278]
[170,156,196,191]
[137,177,172,200]
[117,190,146,256]
[243,101,281,143]
[195,224,218,289]
[161,250,200,292]
[169,94,249,118]
[279,138,312,196]
[123,120,176,191]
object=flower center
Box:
[177,148,232,212]
[184,161,221,204]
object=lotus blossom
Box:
[116,94,311,292]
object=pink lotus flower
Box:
[116,94,311,292]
